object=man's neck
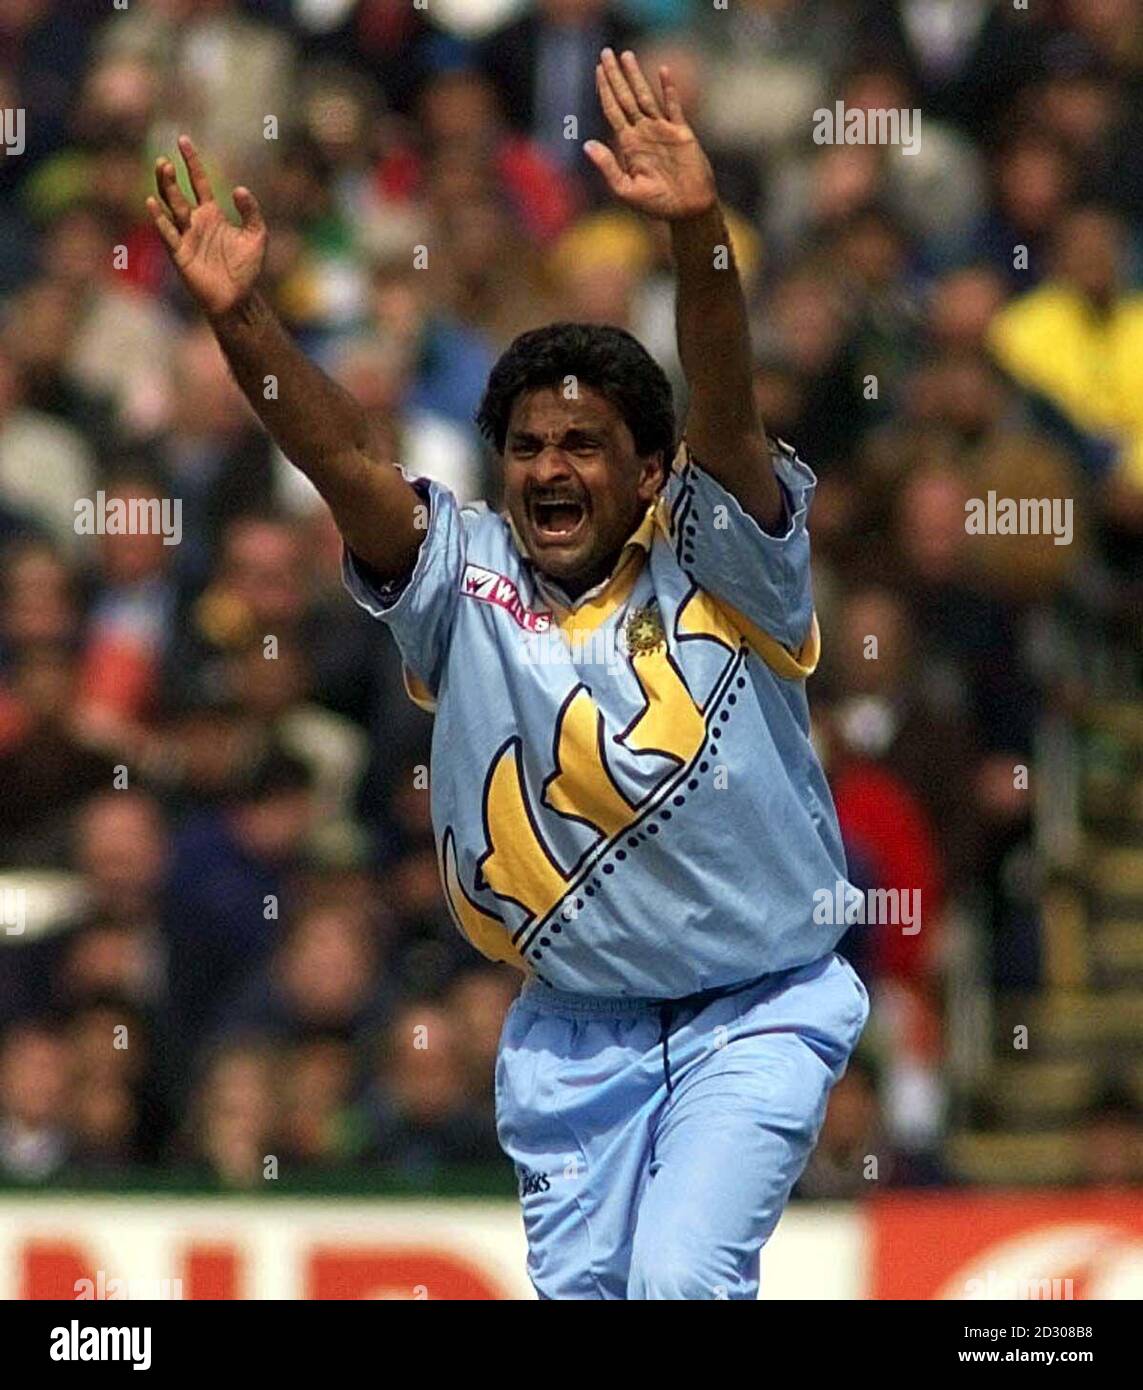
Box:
[546,557,618,602]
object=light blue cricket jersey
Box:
[344,440,853,998]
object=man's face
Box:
[502,386,662,596]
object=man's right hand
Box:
[146,133,424,582]
[147,135,267,319]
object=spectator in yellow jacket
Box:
[988,205,1143,495]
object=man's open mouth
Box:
[528,497,588,542]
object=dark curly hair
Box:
[475,322,677,463]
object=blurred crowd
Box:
[0,0,1140,1192]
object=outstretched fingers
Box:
[233,186,265,236]
[145,195,181,253]
[596,61,629,134]
[178,134,215,206]
[600,48,640,124]
[659,66,685,124]
[619,50,662,120]
[155,157,192,230]
[584,139,628,197]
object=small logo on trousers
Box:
[518,1166,551,1198]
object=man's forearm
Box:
[210,290,372,476]
[672,205,757,439]
[208,292,421,576]
[671,206,780,527]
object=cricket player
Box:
[149,48,868,1300]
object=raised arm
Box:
[146,136,423,580]
[586,50,782,531]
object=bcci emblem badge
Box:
[623,601,666,656]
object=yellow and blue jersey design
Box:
[344,440,854,997]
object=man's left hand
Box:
[587,49,718,223]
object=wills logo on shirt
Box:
[461,564,552,633]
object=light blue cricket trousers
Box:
[495,951,869,1300]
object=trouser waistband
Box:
[517,969,784,1104]
[517,969,775,1019]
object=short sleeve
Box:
[341,477,466,698]
[663,438,817,654]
